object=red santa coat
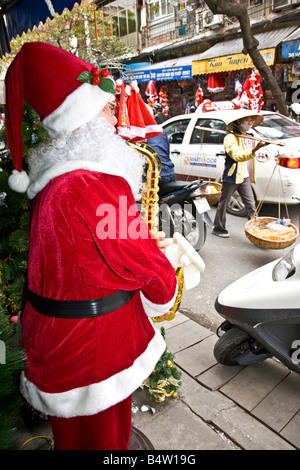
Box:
[20,169,177,418]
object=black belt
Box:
[27,288,137,319]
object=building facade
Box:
[95,0,300,116]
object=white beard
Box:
[27,116,145,200]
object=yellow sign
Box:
[192,48,275,75]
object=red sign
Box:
[199,100,241,113]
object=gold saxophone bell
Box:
[128,142,184,322]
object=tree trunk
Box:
[204,0,287,114]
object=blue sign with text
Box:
[282,40,300,59]
[127,65,192,83]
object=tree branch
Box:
[203,0,287,114]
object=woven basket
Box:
[200,182,222,206]
[245,217,298,250]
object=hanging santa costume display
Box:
[4,42,178,450]
[159,85,169,116]
[145,79,158,108]
[242,68,264,111]
[195,86,203,107]
[117,80,162,142]
[207,73,225,93]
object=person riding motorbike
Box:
[153,102,168,124]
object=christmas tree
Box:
[0,103,49,449]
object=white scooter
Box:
[214,239,300,374]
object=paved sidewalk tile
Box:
[180,371,295,450]
[251,372,300,433]
[164,319,213,354]
[133,400,238,450]
[197,363,243,391]
[280,411,300,448]
[174,335,217,376]
[220,359,290,411]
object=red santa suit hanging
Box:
[195,86,203,107]
[207,73,225,93]
[145,80,158,108]
[159,85,169,117]
[116,81,131,140]
[242,68,264,111]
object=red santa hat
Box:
[126,81,162,142]
[5,41,115,193]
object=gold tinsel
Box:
[141,377,181,402]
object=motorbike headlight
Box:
[272,247,296,281]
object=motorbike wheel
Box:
[169,204,207,251]
[213,327,253,366]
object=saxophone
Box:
[129,142,184,322]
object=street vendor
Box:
[212,111,268,238]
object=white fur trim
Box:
[140,279,178,317]
[8,170,31,193]
[42,83,113,137]
[117,126,132,139]
[131,124,162,138]
[27,160,137,200]
[19,324,166,418]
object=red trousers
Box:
[49,396,132,450]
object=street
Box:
[179,201,300,331]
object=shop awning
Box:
[192,26,298,75]
[126,53,204,83]
[282,26,300,59]
[0,0,81,57]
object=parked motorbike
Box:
[158,180,213,251]
[213,236,300,374]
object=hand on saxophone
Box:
[157,231,172,254]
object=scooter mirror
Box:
[272,244,300,281]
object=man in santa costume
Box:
[4,42,177,450]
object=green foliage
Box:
[0,103,48,317]
[0,0,135,72]
[0,103,47,449]
[0,313,25,449]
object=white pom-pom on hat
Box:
[8,170,30,193]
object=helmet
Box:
[154,102,163,112]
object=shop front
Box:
[191,26,298,112]
[125,54,203,117]
[125,26,298,118]
[281,26,300,115]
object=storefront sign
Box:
[129,65,192,83]
[192,48,275,75]
[282,40,300,59]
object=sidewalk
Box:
[15,310,300,451]
[132,311,300,451]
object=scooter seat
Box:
[159,181,189,197]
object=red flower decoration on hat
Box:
[78,67,116,94]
